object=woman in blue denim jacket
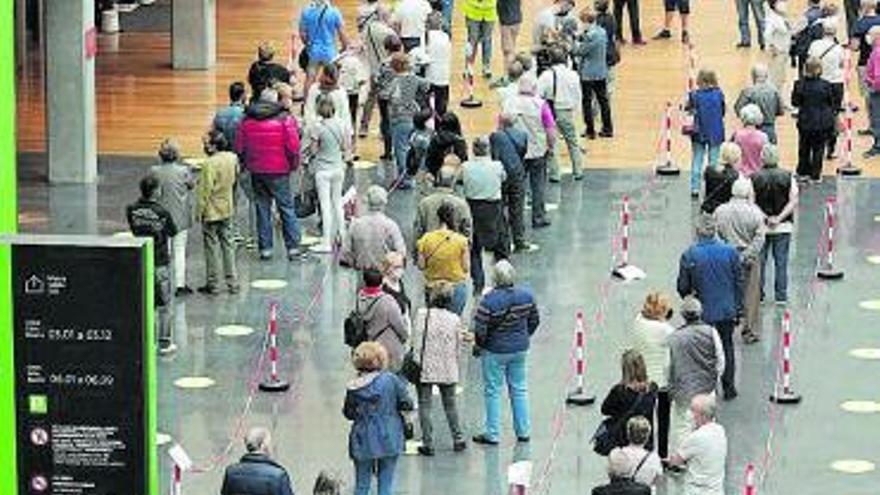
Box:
[686,69,726,198]
[343,342,414,495]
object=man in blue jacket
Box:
[472,260,540,445]
[677,214,741,401]
[221,427,295,495]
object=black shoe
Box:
[723,389,739,401]
[690,191,700,200]
[857,128,872,136]
[532,219,551,229]
[736,41,751,48]
[175,286,194,297]
[513,242,532,252]
[652,29,672,40]
[517,436,530,443]
[453,440,468,452]
[585,131,597,140]
[417,446,435,456]
[598,130,614,138]
[681,31,690,44]
[472,434,499,446]
[197,285,219,295]
[228,285,241,295]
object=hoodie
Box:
[235,102,302,175]
[343,371,414,460]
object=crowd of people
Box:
[121,0,878,493]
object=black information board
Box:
[12,242,148,495]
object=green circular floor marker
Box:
[156,432,172,446]
[858,300,880,311]
[112,231,133,238]
[546,203,559,211]
[849,348,880,360]
[300,234,320,247]
[830,459,876,474]
[403,439,423,456]
[250,279,288,290]
[353,160,377,170]
[867,255,880,265]
[215,325,254,337]
[840,401,880,413]
[173,376,216,389]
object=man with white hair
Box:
[735,64,785,143]
[462,136,508,294]
[503,73,557,229]
[472,260,540,446]
[591,448,651,494]
[221,427,294,495]
[667,394,728,495]
[763,1,792,101]
[341,185,406,270]
[714,177,766,344]
[809,19,845,158]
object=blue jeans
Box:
[481,350,530,441]
[452,281,468,315]
[441,0,454,33]
[390,119,414,180]
[760,122,777,144]
[466,18,495,73]
[690,140,721,193]
[760,232,790,302]
[354,456,398,495]
[735,0,765,45]
[251,174,301,253]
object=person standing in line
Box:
[714,177,767,344]
[538,45,584,182]
[791,57,836,181]
[612,0,644,45]
[423,12,452,116]
[382,252,412,325]
[497,0,524,71]
[220,427,295,495]
[503,73,557,229]
[462,136,508,295]
[425,112,470,177]
[667,394,728,495]
[863,26,880,157]
[599,350,658,452]
[629,292,674,459]
[413,165,473,245]
[214,81,248,149]
[342,185,407,271]
[608,417,664,489]
[591,448,651,495]
[417,202,472,315]
[472,260,540,446]
[312,471,341,495]
[412,283,467,456]
[490,112,529,252]
[666,297,725,449]
[151,138,196,297]
[686,69,726,198]
[392,0,433,51]
[299,0,349,99]
[463,0,498,80]
[375,36,406,163]
[531,0,578,49]
[304,64,353,140]
[127,175,178,355]
[752,144,798,305]
[214,81,252,246]
[808,20,845,159]
[196,130,240,296]
[652,0,690,44]
[356,269,409,371]
[574,8,614,141]
[764,1,792,105]
[388,53,432,189]
[734,64,784,144]
[731,104,769,178]
[677,215,740,401]
[344,341,413,495]
[702,142,742,214]
[735,0,766,49]
[236,88,305,261]
[307,99,350,254]
[247,42,291,102]
[335,48,368,152]
[851,0,880,135]
[359,6,396,138]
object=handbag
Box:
[400,309,429,385]
[294,168,318,218]
[591,390,648,456]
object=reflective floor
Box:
[17,154,880,494]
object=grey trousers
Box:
[524,157,548,225]
[155,264,173,345]
[203,218,238,289]
[417,383,463,448]
[549,108,583,180]
[740,257,762,337]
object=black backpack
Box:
[790,20,824,61]
[344,297,382,348]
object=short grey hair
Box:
[761,143,779,167]
[260,87,279,103]
[691,393,717,420]
[739,103,764,126]
[366,185,388,211]
[437,165,457,187]
[492,260,516,287]
[696,213,717,239]
[681,295,703,321]
[823,18,837,35]
[607,448,631,478]
[518,72,538,96]
[731,176,754,199]
[472,135,490,157]
[158,138,180,163]
[751,63,769,83]
[498,111,517,128]
[244,427,271,453]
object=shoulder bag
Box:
[591,390,648,456]
[400,308,430,384]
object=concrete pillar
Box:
[48,184,99,234]
[45,0,97,184]
[172,0,216,70]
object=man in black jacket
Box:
[592,448,651,495]
[221,427,295,495]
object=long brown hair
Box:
[621,349,649,392]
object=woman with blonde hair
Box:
[629,292,674,458]
[701,142,742,214]
[685,68,726,198]
[308,98,349,253]
[343,341,413,495]
[597,350,658,454]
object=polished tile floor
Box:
[17,154,880,494]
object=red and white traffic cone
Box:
[169,464,181,495]
[656,101,681,176]
[686,47,697,93]
[612,196,645,280]
[743,463,757,495]
[460,44,483,108]
[817,197,845,280]
[839,48,861,176]
[769,310,802,404]
[566,312,596,406]
[259,303,290,392]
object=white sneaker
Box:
[309,243,333,254]
[158,343,177,355]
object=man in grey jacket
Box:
[714,177,766,344]
[667,297,725,452]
